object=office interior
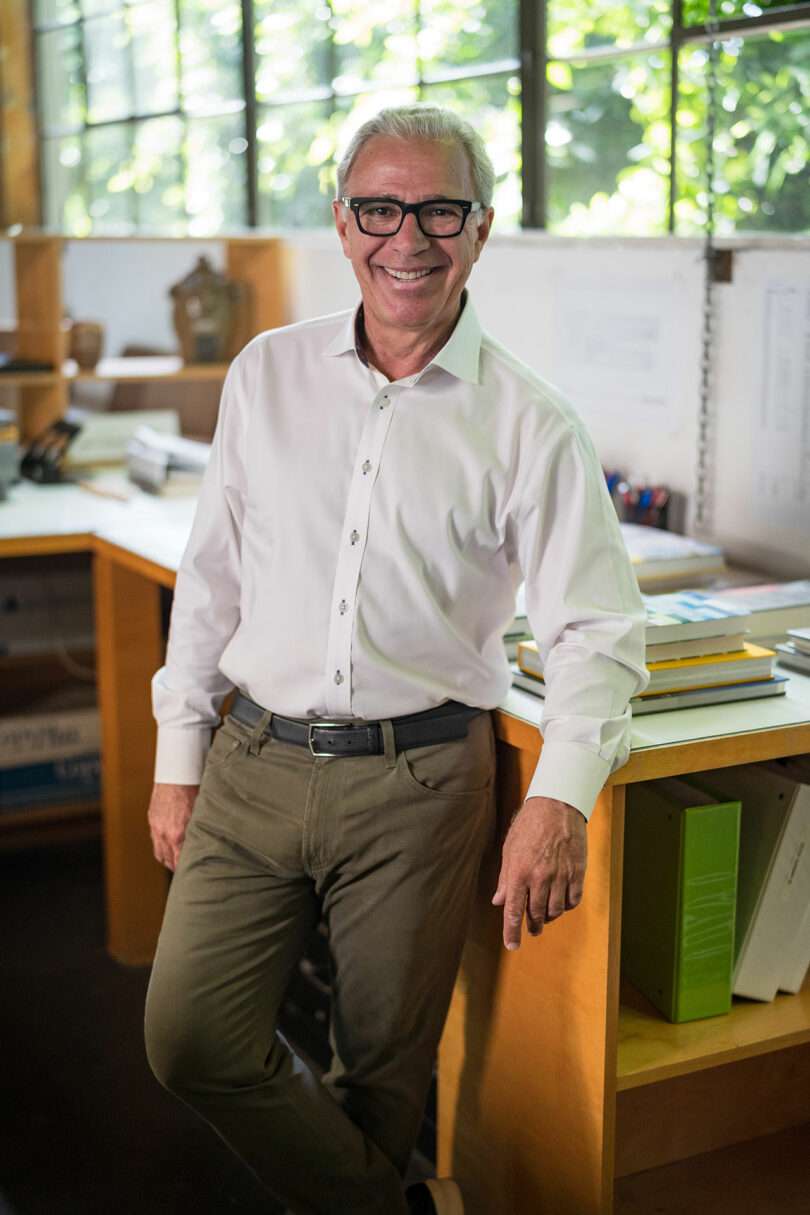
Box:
[1,2,810,1213]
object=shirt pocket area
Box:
[397,711,495,800]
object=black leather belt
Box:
[230,691,483,758]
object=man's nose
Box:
[390,210,431,252]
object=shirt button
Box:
[378,396,389,410]
[350,529,360,545]
[334,670,344,685]
[362,460,372,475]
[339,599,348,615]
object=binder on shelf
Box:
[685,762,810,1000]
[623,778,741,1023]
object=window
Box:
[535,0,810,235]
[32,0,810,236]
[32,0,521,235]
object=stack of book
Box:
[774,628,810,675]
[512,591,788,714]
[623,761,810,1022]
[126,425,210,496]
[619,523,725,591]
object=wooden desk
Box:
[4,480,810,1211]
[439,690,810,1214]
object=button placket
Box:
[323,388,398,715]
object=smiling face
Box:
[333,135,493,362]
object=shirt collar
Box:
[321,291,482,386]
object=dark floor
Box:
[0,838,429,1215]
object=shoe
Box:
[405,1178,464,1215]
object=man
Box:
[145,105,648,1215]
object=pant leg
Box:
[144,726,409,1215]
[316,712,497,1174]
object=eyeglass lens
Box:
[357,200,466,236]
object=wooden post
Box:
[14,235,67,441]
[226,236,292,345]
[0,0,40,228]
[93,547,168,965]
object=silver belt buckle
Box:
[308,719,349,758]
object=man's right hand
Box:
[148,783,200,871]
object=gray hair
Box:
[336,104,495,207]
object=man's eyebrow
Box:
[361,193,456,201]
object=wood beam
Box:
[0,0,40,228]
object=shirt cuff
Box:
[154,726,213,785]
[524,741,612,822]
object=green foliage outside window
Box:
[32,0,810,237]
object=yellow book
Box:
[516,639,776,696]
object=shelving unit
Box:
[4,231,291,441]
[439,702,810,1215]
[0,231,291,845]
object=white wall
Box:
[3,231,809,576]
[287,230,810,576]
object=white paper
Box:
[551,275,680,420]
[755,285,810,522]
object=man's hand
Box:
[148,783,199,871]
[491,796,588,950]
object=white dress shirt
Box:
[152,295,649,819]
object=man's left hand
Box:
[492,796,588,951]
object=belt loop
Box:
[380,718,397,768]
[247,708,273,756]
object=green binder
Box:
[623,777,741,1022]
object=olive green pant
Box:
[144,708,496,1215]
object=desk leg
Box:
[94,552,168,965]
[438,741,625,1215]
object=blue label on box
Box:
[0,754,101,810]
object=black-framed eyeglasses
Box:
[339,196,483,238]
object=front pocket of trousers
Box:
[397,727,494,800]
[205,727,246,769]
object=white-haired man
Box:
[144,105,648,1215]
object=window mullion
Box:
[172,0,189,231]
[669,0,684,234]
[77,11,91,228]
[520,0,546,228]
[241,0,258,227]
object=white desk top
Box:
[0,477,197,571]
[4,478,810,753]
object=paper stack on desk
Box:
[126,425,210,495]
[620,523,726,591]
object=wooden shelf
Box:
[0,357,230,386]
[0,370,60,386]
[63,356,230,382]
[4,232,290,442]
[615,1121,810,1215]
[0,800,101,850]
[617,974,810,1090]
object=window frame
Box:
[29,0,810,234]
[522,0,810,231]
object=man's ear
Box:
[473,206,495,263]
[332,200,352,259]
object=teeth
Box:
[383,268,434,280]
